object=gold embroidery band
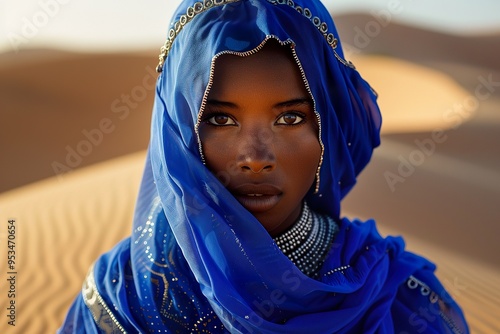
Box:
[156,0,354,72]
[156,0,241,72]
[82,264,127,334]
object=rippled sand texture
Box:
[0,153,143,333]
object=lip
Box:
[231,184,282,213]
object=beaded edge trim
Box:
[156,0,355,72]
[156,0,240,72]
[266,0,355,69]
[82,263,127,334]
[407,275,440,304]
[193,35,325,193]
[406,275,464,334]
[323,264,351,277]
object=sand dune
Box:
[332,13,500,73]
[0,50,155,193]
[350,55,472,133]
[1,16,500,333]
[0,48,475,193]
[3,15,499,194]
[0,153,143,333]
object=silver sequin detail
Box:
[323,264,351,276]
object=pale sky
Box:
[1,0,499,53]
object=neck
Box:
[273,202,338,278]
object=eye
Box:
[205,114,236,126]
[276,112,305,125]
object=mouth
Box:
[231,184,282,213]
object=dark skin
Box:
[198,42,322,237]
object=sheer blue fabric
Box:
[59,0,469,333]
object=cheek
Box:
[302,141,321,180]
[202,138,228,170]
[199,131,236,179]
[280,132,321,180]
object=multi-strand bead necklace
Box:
[274,202,338,277]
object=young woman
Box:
[59,0,469,332]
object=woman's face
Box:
[198,43,322,237]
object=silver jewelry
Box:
[274,202,338,277]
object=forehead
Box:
[208,41,308,100]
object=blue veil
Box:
[59,0,469,333]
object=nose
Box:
[236,128,276,173]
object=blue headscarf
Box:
[59,1,468,333]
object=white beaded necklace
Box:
[274,202,338,277]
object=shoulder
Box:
[336,217,407,256]
[393,270,469,334]
[337,218,469,333]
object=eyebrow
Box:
[206,98,313,109]
[274,98,313,109]
[206,99,238,109]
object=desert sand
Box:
[0,14,499,333]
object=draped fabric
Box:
[59,0,469,333]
